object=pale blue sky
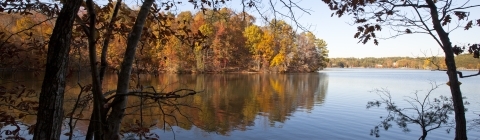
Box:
[96,0,480,58]
[298,0,480,58]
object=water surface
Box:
[1,69,479,139]
[144,68,480,140]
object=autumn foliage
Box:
[0,5,329,74]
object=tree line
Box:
[329,54,480,70]
[0,0,327,139]
[0,5,329,74]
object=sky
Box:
[95,0,480,58]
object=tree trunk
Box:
[419,129,427,140]
[100,0,123,83]
[195,46,205,72]
[83,0,107,139]
[85,1,122,139]
[104,0,155,138]
[33,0,82,139]
[443,41,468,140]
[425,0,467,139]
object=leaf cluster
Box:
[0,85,38,139]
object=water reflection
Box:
[0,72,329,137]
[119,73,329,135]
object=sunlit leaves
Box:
[1,1,330,73]
[199,24,214,36]
[244,25,263,48]
[270,52,286,67]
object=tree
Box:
[367,82,469,140]
[321,0,480,139]
[244,25,264,70]
[316,38,329,69]
[1,0,325,139]
[32,0,83,139]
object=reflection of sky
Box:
[321,68,480,139]
[145,69,480,139]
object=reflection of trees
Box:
[0,72,329,136]
[129,73,330,135]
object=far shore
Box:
[325,67,479,71]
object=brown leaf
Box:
[454,11,469,20]
[355,18,367,23]
[374,24,382,31]
[362,34,371,44]
[442,15,451,26]
[465,20,473,30]
[386,10,393,15]
[357,26,364,32]
[354,32,361,38]
[405,29,412,33]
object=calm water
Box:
[147,69,480,140]
[1,69,479,139]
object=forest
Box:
[0,0,331,139]
[1,0,479,139]
[0,4,329,74]
[329,54,480,70]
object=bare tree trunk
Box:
[85,1,122,139]
[104,0,155,138]
[33,0,82,139]
[425,0,467,139]
[443,43,468,140]
[419,129,427,140]
[82,0,107,139]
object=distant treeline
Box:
[328,54,480,70]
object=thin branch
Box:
[447,5,480,13]
[408,0,444,48]
[0,16,55,48]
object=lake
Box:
[1,68,479,139]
